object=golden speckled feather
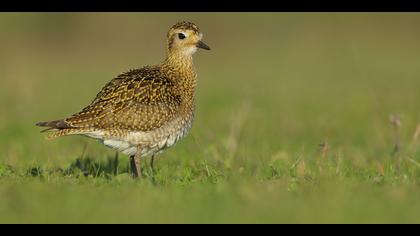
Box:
[63,67,182,132]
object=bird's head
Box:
[166,21,210,56]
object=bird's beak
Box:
[196,40,210,50]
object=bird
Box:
[36,21,210,178]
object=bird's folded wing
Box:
[62,68,182,132]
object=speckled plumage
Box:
[37,21,210,169]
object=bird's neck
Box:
[164,51,195,73]
[163,52,197,92]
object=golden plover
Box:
[36,21,210,177]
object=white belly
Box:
[96,116,193,157]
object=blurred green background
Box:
[0,13,420,223]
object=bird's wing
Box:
[60,67,182,132]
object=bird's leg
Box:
[150,155,155,173]
[130,149,143,178]
[114,152,119,176]
[129,155,139,178]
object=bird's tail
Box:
[36,119,74,140]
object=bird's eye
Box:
[178,33,186,40]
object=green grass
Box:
[1,13,420,223]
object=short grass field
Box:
[1,13,420,223]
